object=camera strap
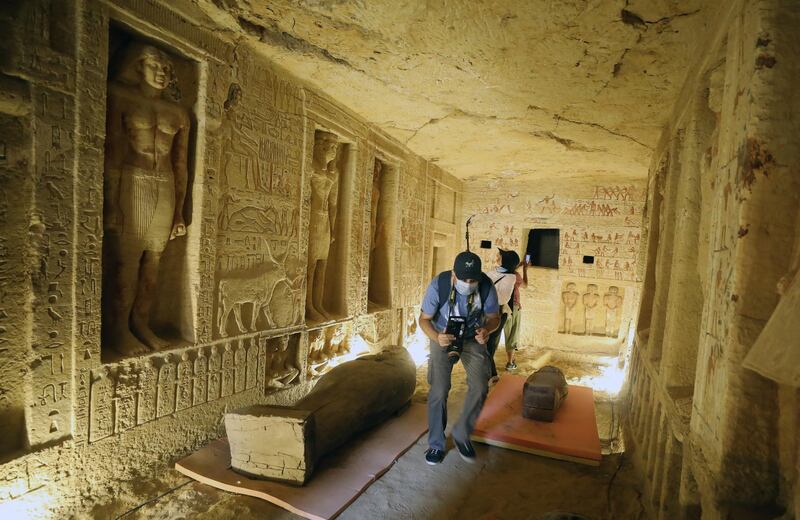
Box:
[447,285,475,319]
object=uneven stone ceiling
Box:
[195,0,716,182]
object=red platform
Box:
[471,375,601,465]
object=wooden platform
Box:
[175,404,428,520]
[471,375,601,466]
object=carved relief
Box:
[156,355,177,418]
[208,345,222,401]
[113,365,137,434]
[397,164,427,306]
[221,344,234,397]
[603,286,624,337]
[263,336,299,390]
[89,368,113,443]
[176,353,192,411]
[558,281,626,336]
[582,284,601,336]
[136,359,157,425]
[102,41,194,356]
[306,131,340,322]
[306,324,351,379]
[213,64,304,339]
[217,243,288,337]
[193,349,208,406]
[561,283,580,334]
[234,340,246,393]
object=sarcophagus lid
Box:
[522,366,568,422]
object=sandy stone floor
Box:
[96,347,643,520]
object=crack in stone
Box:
[554,115,652,150]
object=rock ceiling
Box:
[194,0,717,182]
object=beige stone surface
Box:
[194,0,720,184]
[0,0,798,518]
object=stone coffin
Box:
[225,348,416,485]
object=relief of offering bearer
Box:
[603,286,623,337]
[306,131,340,322]
[561,282,580,334]
[103,42,191,356]
[582,284,600,335]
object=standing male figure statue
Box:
[103,43,190,356]
[583,284,600,335]
[561,282,580,334]
[603,286,623,337]
[306,131,340,322]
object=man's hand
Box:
[474,327,490,345]
[170,216,187,240]
[437,333,456,347]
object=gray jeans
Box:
[427,338,490,451]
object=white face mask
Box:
[455,279,478,295]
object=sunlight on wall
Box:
[406,327,430,367]
[0,487,58,520]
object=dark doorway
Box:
[526,229,560,268]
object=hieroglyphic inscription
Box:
[89,368,113,442]
[208,345,222,401]
[28,87,75,446]
[176,353,193,411]
[156,355,177,418]
[193,350,208,406]
[234,340,246,393]
[221,344,234,397]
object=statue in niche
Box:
[265,338,300,389]
[306,131,340,322]
[561,282,580,334]
[603,286,623,337]
[103,42,191,356]
[582,284,600,335]
[368,159,389,307]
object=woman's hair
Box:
[114,42,175,86]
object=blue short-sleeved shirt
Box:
[420,274,499,337]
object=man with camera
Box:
[419,251,501,465]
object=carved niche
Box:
[101,33,197,359]
[367,157,395,309]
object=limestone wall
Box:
[463,177,645,354]
[625,0,800,517]
[0,0,459,514]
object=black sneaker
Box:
[454,438,476,463]
[505,362,517,371]
[424,448,445,465]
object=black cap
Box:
[454,251,482,280]
[498,248,520,271]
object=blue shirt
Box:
[420,275,500,337]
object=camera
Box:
[445,316,466,364]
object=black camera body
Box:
[445,316,467,363]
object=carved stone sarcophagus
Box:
[225,348,416,485]
[522,366,568,422]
